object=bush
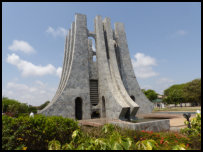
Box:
[48,124,189,150]
[133,130,190,150]
[2,97,29,117]
[180,113,201,149]
[2,97,20,113]
[48,124,135,150]
[28,106,38,114]
[2,114,79,150]
[38,101,50,110]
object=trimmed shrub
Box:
[2,114,79,150]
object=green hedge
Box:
[2,114,79,150]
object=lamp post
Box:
[183,113,191,128]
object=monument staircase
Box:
[90,80,99,106]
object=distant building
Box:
[152,95,165,108]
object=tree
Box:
[7,103,29,116]
[163,78,201,106]
[38,101,50,110]
[142,89,158,101]
[28,105,38,114]
[183,79,201,106]
[163,84,186,106]
[2,97,20,113]
[165,89,184,106]
[2,97,29,116]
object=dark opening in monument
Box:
[90,37,97,62]
[130,95,135,101]
[91,111,100,119]
[102,96,106,117]
[93,55,97,62]
[124,108,130,121]
[103,29,110,59]
[114,43,122,78]
[75,97,82,120]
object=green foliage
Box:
[2,97,29,117]
[2,97,50,116]
[2,114,79,150]
[48,124,192,150]
[181,113,201,136]
[28,105,38,114]
[133,130,190,150]
[37,101,50,110]
[2,115,16,150]
[172,144,186,150]
[102,123,115,133]
[163,78,201,106]
[48,140,61,150]
[142,89,158,101]
[3,114,200,150]
[48,130,134,150]
[8,103,29,116]
[2,97,21,113]
[183,79,201,106]
[135,139,157,150]
[108,131,133,150]
[164,84,186,97]
[48,124,134,150]
[163,84,186,105]
[180,113,201,149]
[71,129,82,143]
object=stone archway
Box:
[75,97,82,120]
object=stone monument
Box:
[38,13,154,120]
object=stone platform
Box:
[78,112,195,132]
[109,119,170,132]
[78,117,170,132]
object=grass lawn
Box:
[153,106,201,112]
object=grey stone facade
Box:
[38,13,154,120]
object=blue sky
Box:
[2,2,201,106]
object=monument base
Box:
[109,119,170,132]
[79,118,170,132]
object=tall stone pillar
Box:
[39,14,153,120]
[114,23,154,114]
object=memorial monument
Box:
[38,13,154,120]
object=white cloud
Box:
[6,53,62,77]
[156,78,174,84]
[35,80,46,87]
[46,26,67,37]
[8,40,35,54]
[3,81,56,106]
[141,85,153,90]
[7,82,29,90]
[138,77,175,95]
[56,67,62,78]
[132,53,158,79]
[133,53,157,67]
[176,30,187,36]
[155,77,175,94]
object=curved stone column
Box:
[114,23,154,114]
